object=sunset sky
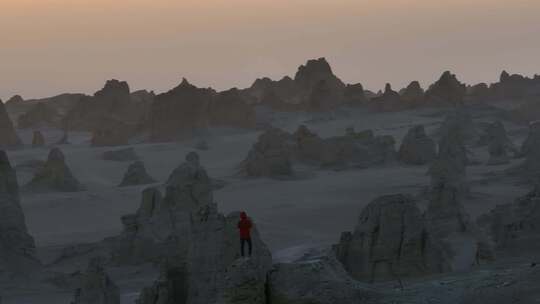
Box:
[1,0,539,100]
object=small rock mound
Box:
[241,128,293,177]
[400,81,425,107]
[71,258,120,304]
[25,148,84,192]
[101,147,139,162]
[369,83,403,112]
[119,161,155,187]
[0,151,41,274]
[398,125,436,165]
[478,121,516,165]
[31,130,45,147]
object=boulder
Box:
[0,151,40,274]
[0,100,22,149]
[71,258,120,304]
[425,71,467,106]
[398,125,436,165]
[25,148,84,192]
[31,130,46,147]
[102,147,139,162]
[241,128,293,177]
[119,161,156,187]
[150,79,214,142]
[17,102,59,129]
[270,253,382,304]
[334,194,448,282]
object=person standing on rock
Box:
[238,211,253,257]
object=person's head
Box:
[240,211,247,220]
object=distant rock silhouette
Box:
[25,148,84,192]
[343,83,367,105]
[5,95,24,107]
[150,78,214,142]
[369,83,403,111]
[241,128,293,177]
[0,151,40,274]
[425,71,467,106]
[17,102,59,129]
[400,81,425,107]
[0,100,22,149]
[208,88,256,128]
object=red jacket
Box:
[238,212,252,239]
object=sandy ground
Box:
[1,106,532,303]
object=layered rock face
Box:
[425,71,467,106]
[31,130,45,147]
[478,188,540,257]
[0,100,22,149]
[369,83,403,111]
[112,152,213,264]
[150,79,214,142]
[102,147,139,162]
[400,81,425,107]
[71,258,120,304]
[270,254,381,304]
[241,128,294,177]
[119,161,155,187]
[208,88,256,128]
[398,125,436,165]
[17,102,59,129]
[334,194,447,282]
[25,148,84,192]
[0,151,40,274]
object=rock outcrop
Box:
[0,151,40,274]
[17,102,59,129]
[90,117,133,147]
[344,83,367,105]
[241,128,294,177]
[119,161,156,187]
[478,187,540,257]
[25,148,84,192]
[31,130,45,147]
[334,194,447,282]
[398,125,436,165]
[102,147,139,162]
[71,258,120,304]
[481,121,515,165]
[150,79,214,142]
[111,152,213,264]
[425,71,467,106]
[517,121,540,183]
[0,100,22,149]
[208,89,256,128]
[270,253,381,304]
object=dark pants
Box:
[241,238,252,257]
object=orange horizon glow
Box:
[1,0,540,100]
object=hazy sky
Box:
[1,0,540,100]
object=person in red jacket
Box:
[238,211,253,257]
